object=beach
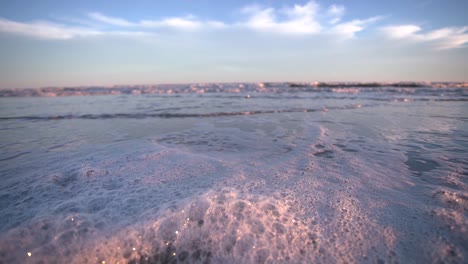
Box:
[0,83,467,263]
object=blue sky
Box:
[0,0,467,88]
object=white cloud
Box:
[0,1,378,40]
[140,17,202,30]
[240,1,379,37]
[241,2,321,34]
[0,2,380,40]
[1,1,465,50]
[328,4,345,16]
[0,18,153,40]
[88,12,134,27]
[327,4,345,24]
[140,16,227,30]
[0,18,102,39]
[383,25,421,38]
[206,20,227,29]
[0,13,224,40]
[383,25,468,49]
[88,12,225,31]
[332,17,381,38]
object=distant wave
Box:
[0,110,318,120]
[0,105,370,121]
[1,82,466,97]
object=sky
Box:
[0,0,467,88]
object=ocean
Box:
[0,83,467,263]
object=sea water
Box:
[0,83,467,263]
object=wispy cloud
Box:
[141,16,226,30]
[0,18,102,39]
[332,17,381,38]
[327,4,345,24]
[0,1,379,40]
[0,1,466,51]
[383,25,468,49]
[88,12,133,27]
[0,18,153,40]
[0,12,224,39]
[88,12,225,30]
[140,17,202,30]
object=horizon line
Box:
[3,80,468,90]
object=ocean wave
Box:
[1,82,466,97]
[0,106,368,121]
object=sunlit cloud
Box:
[383,25,468,49]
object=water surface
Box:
[0,84,467,263]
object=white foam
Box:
[0,94,467,263]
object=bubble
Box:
[191,249,202,261]
[222,235,237,253]
[272,222,286,234]
[249,219,265,234]
[188,198,210,221]
[255,248,270,264]
[198,219,204,226]
[236,234,255,255]
[157,217,180,241]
